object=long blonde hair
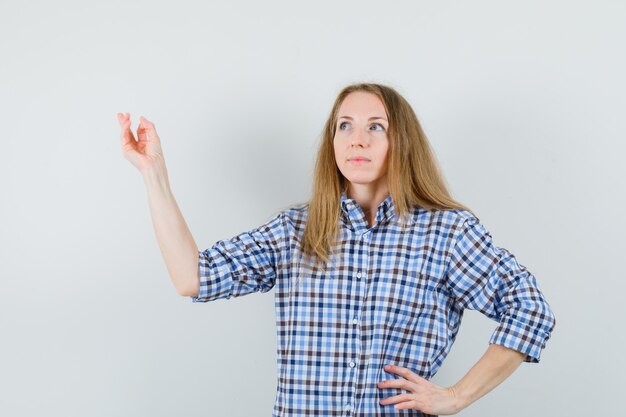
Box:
[301,82,475,268]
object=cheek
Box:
[333,142,340,157]
[333,147,343,165]
[378,143,390,160]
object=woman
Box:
[117,83,556,416]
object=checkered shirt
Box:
[191,190,556,416]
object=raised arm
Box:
[142,166,200,297]
[118,113,200,297]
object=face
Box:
[333,91,390,193]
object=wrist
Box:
[448,384,471,413]
[142,164,170,189]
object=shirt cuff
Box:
[189,249,232,303]
[488,314,553,363]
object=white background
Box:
[1,0,623,415]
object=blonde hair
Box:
[300,82,475,268]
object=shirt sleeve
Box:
[190,211,288,303]
[444,214,556,363]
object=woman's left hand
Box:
[377,364,463,415]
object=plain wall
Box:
[1,0,624,415]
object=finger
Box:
[378,378,412,391]
[384,364,421,383]
[117,112,130,125]
[379,393,414,405]
[393,399,417,410]
[119,116,136,146]
[136,120,147,143]
[139,115,160,144]
[384,364,409,375]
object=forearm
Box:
[142,165,199,297]
[451,343,525,411]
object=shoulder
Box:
[409,206,479,232]
[280,201,308,219]
[272,201,309,233]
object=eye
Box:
[370,123,385,131]
[338,121,349,130]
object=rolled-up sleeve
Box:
[190,211,288,303]
[445,215,556,363]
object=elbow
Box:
[177,274,200,298]
[177,285,199,298]
[548,307,557,334]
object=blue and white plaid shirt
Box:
[191,191,556,416]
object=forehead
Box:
[337,91,387,118]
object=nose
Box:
[351,127,369,148]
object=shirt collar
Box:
[340,190,397,225]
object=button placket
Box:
[345,229,370,416]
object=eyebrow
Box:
[338,116,388,122]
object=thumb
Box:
[139,116,160,144]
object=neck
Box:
[346,181,389,225]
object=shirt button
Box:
[344,404,353,412]
[346,203,353,209]
[356,271,361,279]
[349,361,356,368]
[352,318,358,325]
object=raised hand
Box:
[117,112,166,174]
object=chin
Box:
[344,177,379,185]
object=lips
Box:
[348,157,370,166]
